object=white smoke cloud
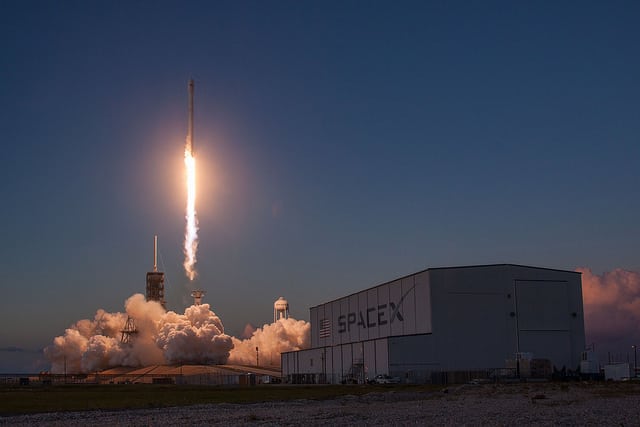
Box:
[44,306,131,373]
[241,323,257,340]
[156,304,233,364]
[81,335,126,373]
[45,294,230,373]
[229,318,310,367]
[45,294,310,373]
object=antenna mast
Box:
[153,235,158,272]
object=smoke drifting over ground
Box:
[579,268,640,352]
[45,294,309,374]
[229,318,310,366]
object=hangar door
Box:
[515,280,572,369]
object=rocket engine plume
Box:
[183,79,198,281]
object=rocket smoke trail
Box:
[183,80,198,281]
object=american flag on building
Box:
[319,318,331,338]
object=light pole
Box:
[256,346,259,367]
[632,345,637,378]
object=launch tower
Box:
[146,235,166,309]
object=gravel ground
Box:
[3,383,640,426]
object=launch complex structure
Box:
[121,235,165,344]
[146,235,166,309]
[122,235,205,344]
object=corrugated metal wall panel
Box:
[414,271,432,333]
[375,339,389,374]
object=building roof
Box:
[310,263,580,309]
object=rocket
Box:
[183,79,198,281]
[187,79,194,153]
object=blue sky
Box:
[1,1,638,372]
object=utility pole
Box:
[256,347,259,367]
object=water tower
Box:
[274,296,289,322]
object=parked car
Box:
[370,374,401,384]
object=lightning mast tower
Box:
[146,235,166,309]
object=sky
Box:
[1,1,639,372]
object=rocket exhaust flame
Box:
[183,80,198,281]
[183,145,198,280]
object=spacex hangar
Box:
[282,264,585,384]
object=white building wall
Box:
[310,272,432,348]
[331,345,342,379]
[341,344,352,376]
[388,334,438,383]
[282,339,391,384]
[367,288,379,340]
[375,339,389,376]
[363,340,376,378]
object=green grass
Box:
[0,384,440,415]
[10,381,637,415]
